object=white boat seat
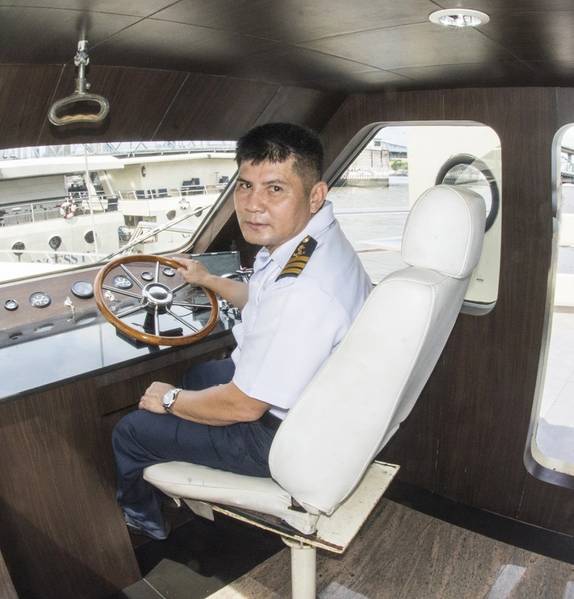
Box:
[144,184,486,598]
[144,460,320,534]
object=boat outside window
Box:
[330,124,501,308]
[0,141,236,284]
[529,126,574,483]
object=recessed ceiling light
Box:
[429,8,490,28]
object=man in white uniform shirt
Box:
[112,123,371,540]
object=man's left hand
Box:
[139,381,175,414]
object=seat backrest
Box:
[268,185,486,515]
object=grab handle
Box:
[48,92,109,125]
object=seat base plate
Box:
[191,461,399,554]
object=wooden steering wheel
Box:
[94,254,219,346]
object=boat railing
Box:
[0,193,119,227]
[340,168,392,180]
[117,185,208,201]
[0,184,219,228]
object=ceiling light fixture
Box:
[429,8,490,29]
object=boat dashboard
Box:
[0,250,243,401]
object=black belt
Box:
[259,411,282,431]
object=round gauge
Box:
[112,275,133,290]
[4,299,18,311]
[71,281,94,299]
[141,271,154,282]
[29,291,51,308]
[163,267,176,277]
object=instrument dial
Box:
[71,281,94,299]
[4,299,18,311]
[29,292,51,308]
[112,275,132,289]
[163,267,176,277]
[141,271,154,282]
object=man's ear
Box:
[309,181,329,214]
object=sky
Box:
[561,127,574,149]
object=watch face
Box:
[162,388,180,412]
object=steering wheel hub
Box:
[143,282,173,307]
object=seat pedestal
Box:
[167,462,399,598]
[284,539,316,599]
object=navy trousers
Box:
[112,359,277,530]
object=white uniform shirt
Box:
[231,201,372,419]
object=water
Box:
[329,182,410,282]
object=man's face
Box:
[234,157,325,253]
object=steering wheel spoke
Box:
[102,284,142,300]
[153,306,161,336]
[171,281,189,295]
[171,300,212,309]
[94,254,219,346]
[120,264,143,289]
[114,302,147,319]
[166,308,200,333]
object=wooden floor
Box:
[207,499,574,599]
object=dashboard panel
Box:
[0,251,243,400]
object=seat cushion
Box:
[143,461,320,533]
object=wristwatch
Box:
[162,387,182,413]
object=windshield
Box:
[0,141,236,284]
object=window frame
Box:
[325,121,502,316]
[524,124,574,490]
[0,141,237,285]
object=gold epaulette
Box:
[276,235,318,281]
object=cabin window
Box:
[0,141,236,283]
[330,124,501,309]
[529,126,574,483]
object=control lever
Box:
[64,296,76,320]
[218,299,241,321]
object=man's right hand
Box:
[175,258,212,287]
[174,257,249,310]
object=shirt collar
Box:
[253,201,335,273]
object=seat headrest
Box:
[401,185,486,279]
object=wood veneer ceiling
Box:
[0,0,572,92]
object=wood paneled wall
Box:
[321,87,574,536]
[0,333,234,599]
[0,64,342,150]
[0,378,140,599]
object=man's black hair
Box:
[236,123,323,188]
